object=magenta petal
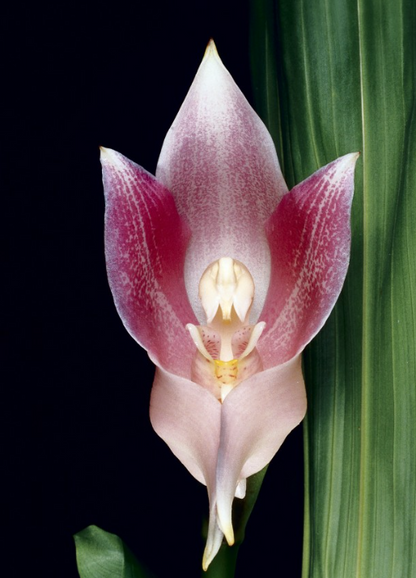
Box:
[260,153,359,367]
[215,355,306,544]
[101,148,198,377]
[156,42,288,322]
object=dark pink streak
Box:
[260,154,358,367]
[102,149,198,377]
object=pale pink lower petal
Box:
[202,496,224,571]
[149,366,221,488]
[150,367,224,570]
[156,42,287,322]
[260,153,359,367]
[101,148,198,377]
[215,355,306,544]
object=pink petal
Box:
[101,148,198,377]
[149,367,221,487]
[156,42,288,322]
[149,367,224,567]
[203,497,224,571]
[259,153,359,368]
[215,355,306,544]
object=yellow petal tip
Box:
[204,39,219,60]
[223,525,235,546]
[99,147,119,165]
[99,146,111,160]
[202,549,212,572]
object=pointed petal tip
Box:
[202,554,210,572]
[203,39,220,61]
[219,520,234,546]
[330,152,360,183]
[348,151,360,162]
[99,148,129,173]
[99,146,117,164]
[339,151,360,169]
[202,544,216,572]
[202,539,232,572]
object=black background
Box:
[4,2,303,577]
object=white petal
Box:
[156,41,287,323]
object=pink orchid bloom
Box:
[100,41,358,569]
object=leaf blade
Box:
[74,525,152,578]
[250,0,416,576]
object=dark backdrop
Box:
[4,3,303,577]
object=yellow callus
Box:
[214,359,239,384]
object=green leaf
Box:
[250,0,416,576]
[74,525,153,578]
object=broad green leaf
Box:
[250,0,416,577]
[74,525,152,578]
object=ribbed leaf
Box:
[250,0,416,576]
[74,525,152,578]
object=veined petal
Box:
[215,355,306,545]
[101,148,198,377]
[260,153,359,367]
[156,41,288,323]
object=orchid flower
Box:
[100,40,358,570]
